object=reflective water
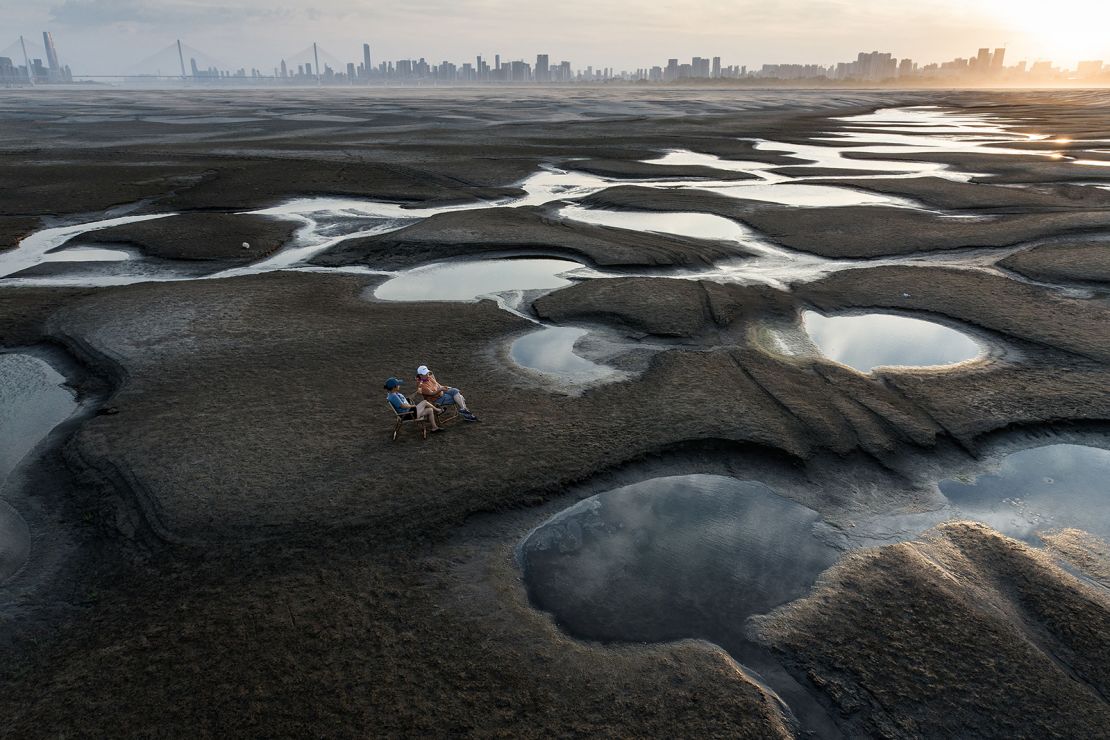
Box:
[41,246,134,262]
[558,206,752,241]
[0,354,78,488]
[707,182,911,207]
[4,106,1103,290]
[520,474,842,735]
[0,213,171,280]
[374,258,584,302]
[509,326,621,385]
[0,353,78,584]
[803,311,983,372]
[939,444,1110,543]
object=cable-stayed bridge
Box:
[2,36,351,80]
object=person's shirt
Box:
[417,375,444,400]
[387,391,411,413]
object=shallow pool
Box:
[940,444,1110,543]
[520,475,839,647]
[0,353,78,584]
[803,311,983,372]
[374,258,584,302]
[509,326,621,385]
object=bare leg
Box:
[450,390,468,412]
[417,400,439,430]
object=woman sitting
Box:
[385,377,442,433]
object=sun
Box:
[980,0,1110,65]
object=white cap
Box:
[416,365,430,376]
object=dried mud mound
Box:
[754,522,1110,739]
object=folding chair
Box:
[388,395,430,441]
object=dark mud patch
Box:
[58,213,299,263]
[533,276,794,339]
[998,240,1110,286]
[312,205,754,270]
[0,217,40,253]
[753,522,1110,738]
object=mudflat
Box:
[2,88,1109,738]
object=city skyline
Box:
[2,31,1105,87]
[3,0,1108,77]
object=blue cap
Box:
[384,377,403,390]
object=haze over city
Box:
[4,0,1108,76]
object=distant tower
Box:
[991,47,1006,72]
[19,36,34,85]
[176,39,187,78]
[280,59,288,79]
[313,42,321,83]
[536,54,549,82]
[976,47,992,72]
[42,31,60,80]
[362,43,372,76]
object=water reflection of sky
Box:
[559,206,750,242]
[509,326,617,384]
[940,444,1110,543]
[520,475,839,646]
[374,258,582,302]
[803,311,982,372]
[0,353,77,584]
[0,353,78,490]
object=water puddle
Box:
[0,353,79,584]
[519,474,842,735]
[706,182,912,207]
[559,206,752,241]
[4,105,1099,297]
[939,444,1110,543]
[509,326,622,386]
[0,213,172,280]
[373,258,585,303]
[41,246,134,262]
[803,311,983,372]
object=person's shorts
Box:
[398,409,417,420]
[435,389,460,405]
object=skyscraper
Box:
[991,47,1005,72]
[42,31,60,80]
[363,44,372,77]
[536,54,549,82]
[711,56,721,78]
[976,47,992,72]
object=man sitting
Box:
[415,364,480,422]
[385,377,442,432]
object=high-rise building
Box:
[711,56,721,78]
[976,47,992,72]
[1077,60,1104,77]
[991,47,1005,71]
[280,59,287,78]
[536,54,549,82]
[42,31,60,79]
[363,44,372,77]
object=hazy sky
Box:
[4,0,1108,75]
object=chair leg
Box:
[392,421,400,441]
